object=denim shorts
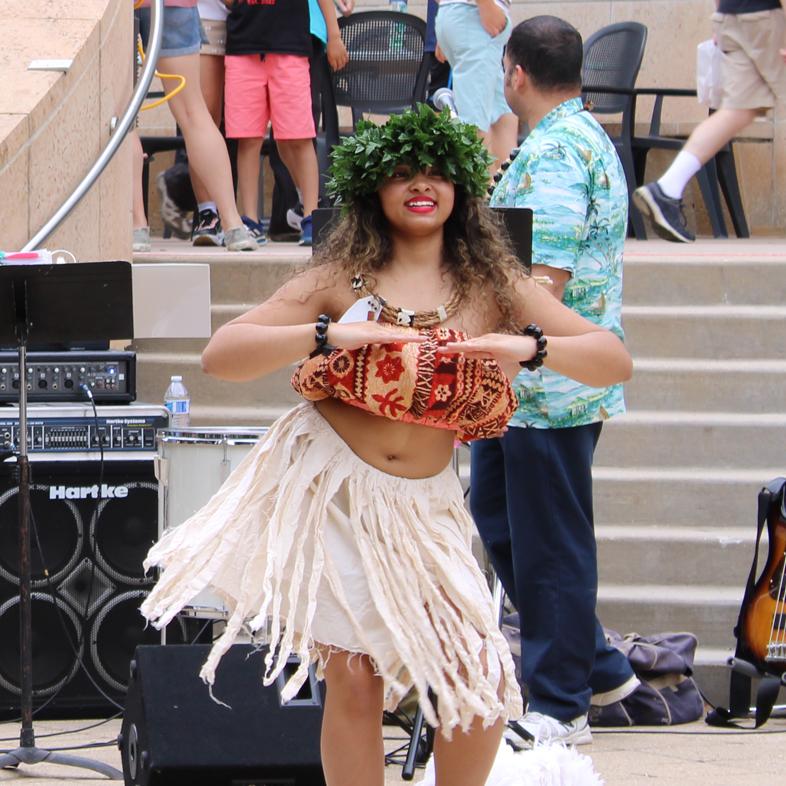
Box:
[435,3,512,130]
[136,6,206,59]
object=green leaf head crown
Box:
[326,104,493,206]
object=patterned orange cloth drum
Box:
[292,327,517,441]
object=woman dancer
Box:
[141,106,632,786]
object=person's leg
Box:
[236,137,264,221]
[469,438,517,600]
[268,54,318,243]
[656,108,758,199]
[276,139,319,217]
[435,4,513,171]
[130,130,148,231]
[432,716,504,786]
[500,424,602,724]
[130,130,151,252]
[190,51,226,205]
[157,52,245,233]
[320,651,385,786]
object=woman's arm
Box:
[201,267,426,382]
[200,269,336,382]
[438,278,632,387]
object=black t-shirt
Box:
[717,0,781,13]
[226,0,312,57]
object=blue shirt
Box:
[308,0,327,44]
[491,97,627,429]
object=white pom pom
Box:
[418,739,604,786]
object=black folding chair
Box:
[581,21,649,239]
[333,11,430,130]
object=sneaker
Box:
[633,182,695,243]
[241,216,268,245]
[286,202,304,231]
[192,208,224,247]
[224,224,259,252]
[156,172,192,239]
[299,214,313,247]
[132,227,151,253]
[504,711,592,750]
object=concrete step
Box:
[133,248,303,305]
[622,256,786,307]
[625,358,786,411]
[592,466,780,528]
[134,350,301,418]
[597,583,741,653]
[595,411,786,468]
[596,525,760,587]
[622,306,786,358]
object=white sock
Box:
[197,201,217,214]
[657,151,701,199]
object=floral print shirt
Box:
[491,97,627,429]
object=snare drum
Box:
[156,426,268,618]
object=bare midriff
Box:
[315,398,457,479]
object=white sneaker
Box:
[505,711,592,749]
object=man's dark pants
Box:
[470,422,634,721]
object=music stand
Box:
[0,261,132,779]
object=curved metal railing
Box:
[22,0,165,252]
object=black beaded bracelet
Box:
[309,314,337,358]
[519,323,548,371]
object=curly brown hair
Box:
[312,188,529,332]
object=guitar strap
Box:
[706,477,786,728]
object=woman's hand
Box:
[436,333,536,366]
[327,321,428,352]
[326,34,349,71]
[436,333,538,379]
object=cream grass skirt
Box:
[141,403,523,737]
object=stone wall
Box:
[0,0,134,259]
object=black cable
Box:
[0,712,123,743]
[590,725,786,736]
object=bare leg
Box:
[683,107,759,164]
[157,53,243,230]
[432,716,504,786]
[479,112,519,172]
[236,137,264,220]
[191,52,225,205]
[320,651,385,786]
[276,138,319,216]
[130,130,148,230]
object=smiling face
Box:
[377,165,456,237]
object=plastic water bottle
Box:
[164,375,190,427]
[389,0,408,50]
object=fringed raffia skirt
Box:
[141,403,523,737]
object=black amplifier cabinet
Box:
[0,351,136,403]
[0,403,198,719]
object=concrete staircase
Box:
[132,238,786,706]
[594,244,786,705]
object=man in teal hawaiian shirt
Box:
[470,15,638,747]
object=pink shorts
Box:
[224,53,315,140]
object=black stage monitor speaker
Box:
[0,459,194,719]
[120,644,326,786]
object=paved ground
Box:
[1,713,785,784]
